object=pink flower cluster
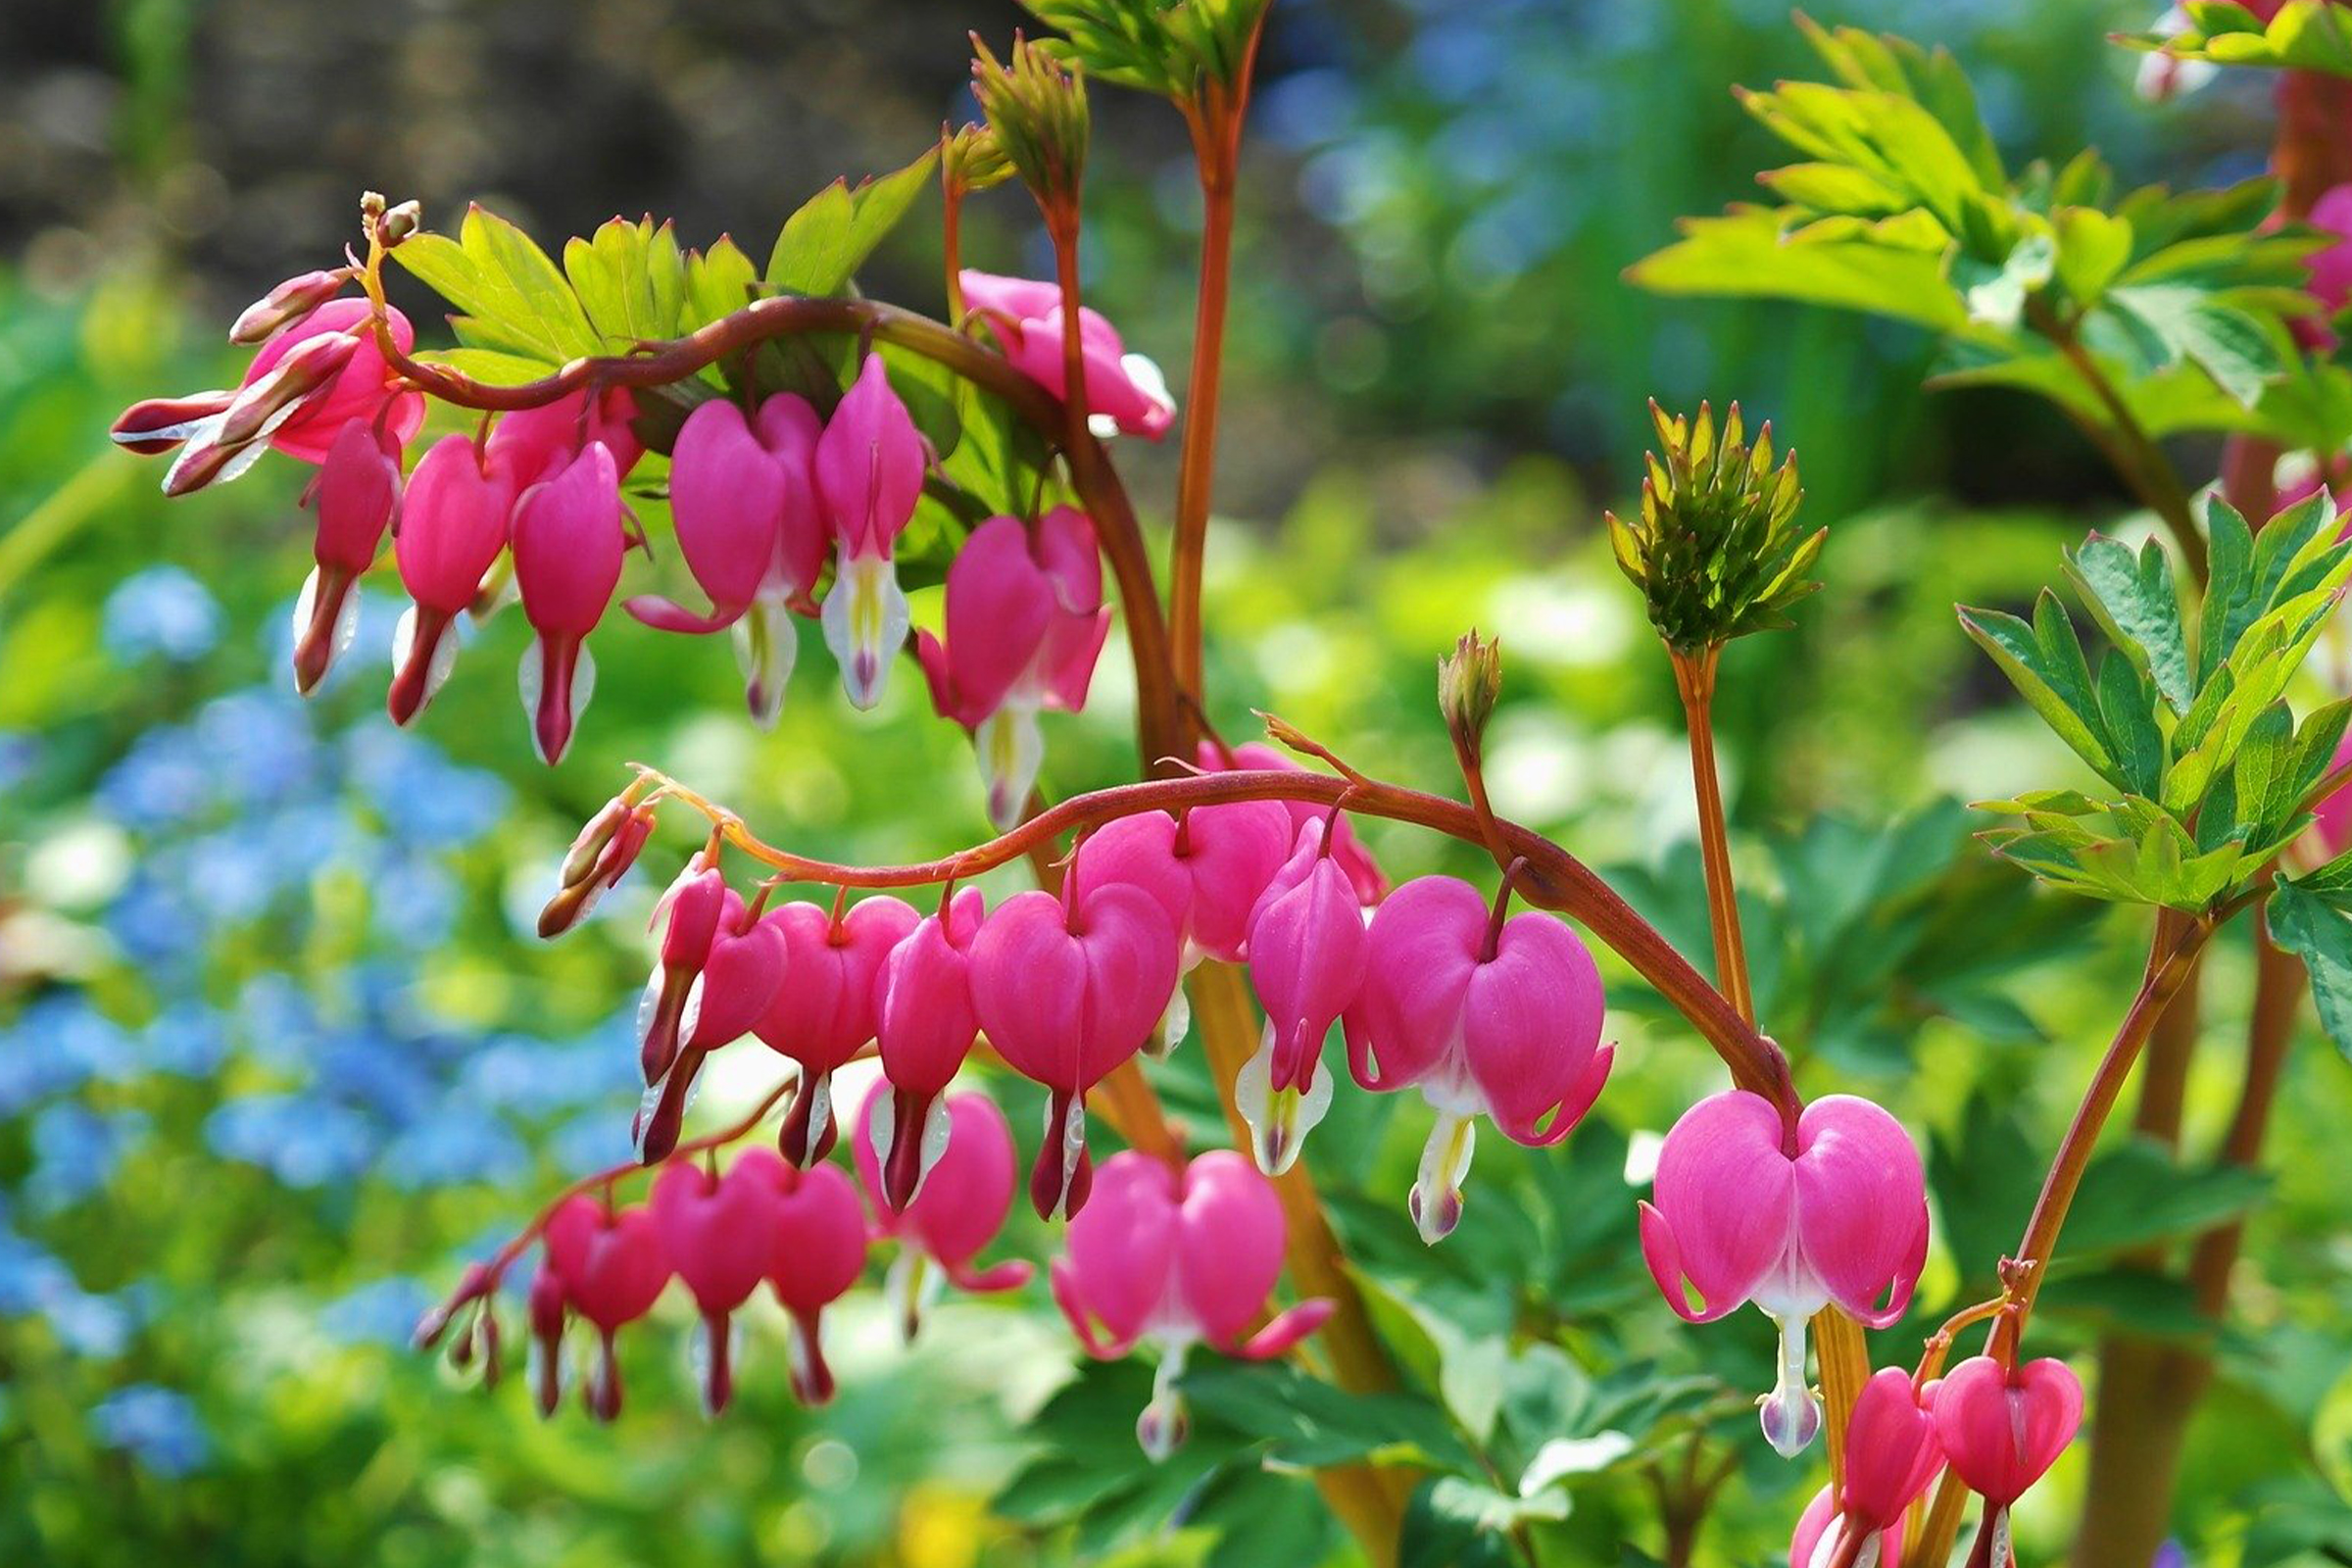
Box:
[519,1084,1030,1420]
[113,267,1152,804]
[488,1080,1325,1450]
[1787,1357,2084,1568]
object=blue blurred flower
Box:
[142,1003,230,1077]
[103,869,207,968]
[89,1386,210,1477]
[193,690,319,808]
[206,1094,378,1188]
[102,566,221,664]
[371,856,458,951]
[0,730,36,792]
[342,723,511,847]
[383,1106,528,1191]
[44,1285,135,1358]
[24,1103,148,1211]
[320,1277,435,1346]
[95,728,213,831]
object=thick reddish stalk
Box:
[1167,26,1263,700]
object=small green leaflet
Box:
[764,147,940,297]
[2266,880,2352,1060]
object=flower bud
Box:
[229,269,352,345]
[1438,628,1503,758]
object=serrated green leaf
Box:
[2068,533,2193,710]
[2055,206,2132,305]
[2096,654,2166,799]
[1628,208,1968,330]
[1957,602,2116,778]
[2267,881,2352,1059]
[765,148,940,296]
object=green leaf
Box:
[2054,206,2133,305]
[2095,654,2166,800]
[2267,880,2352,1059]
[1957,596,2116,779]
[683,235,760,329]
[1628,207,1968,331]
[1180,1362,1477,1474]
[2066,533,2192,710]
[765,147,941,296]
[564,217,687,348]
[2061,1136,2276,1254]
[390,205,603,368]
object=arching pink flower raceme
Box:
[1640,1090,1929,1456]
[511,440,624,764]
[650,1150,785,1413]
[1346,874,1614,1244]
[635,890,788,1163]
[970,880,1182,1219]
[870,887,987,1210]
[627,393,827,725]
[960,270,1177,440]
[853,1084,1032,1340]
[1068,800,1295,1054]
[752,896,922,1168]
[917,508,1112,828]
[1790,1368,1943,1568]
[761,1157,869,1404]
[541,1194,671,1421]
[1930,1355,2084,1567]
[1052,1150,1332,1458]
[1236,818,1370,1174]
[815,355,928,709]
[389,433,517,725]
[1195,741,1389,902]
[292,416,404,695]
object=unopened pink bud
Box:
[229,269,352,345]
[512,441,624,764]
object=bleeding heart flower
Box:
[1237,818,1369,1174]
[760,1158,868,1404]
[959,270,1177,440]
[1195,740,1388,902]
[1051,1150,1331,1458]
[488,386,643,489]
[1930,1353,2083,1565]
[1068,799,1294,1055]
[1639,1090,1929,1457]
[389,433,516,725]
[636,891,789,1163]
[650,1150,785,1413]
[916,509,1111,828]
[853,1084,1032,1340]
[511,440,624,764]
[543,1195,671,1421]
[970,880,1181,1218]
[1790,1486,1911,1568]
[1345,873,1614,1244]
[751,895,922,1167]
[292,417,404,695]
[815,355,928,709]
[870,887,987,1210]
[1790,1367,1942,1567]
[627,393,826,726]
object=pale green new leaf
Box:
[766,148,941,297]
